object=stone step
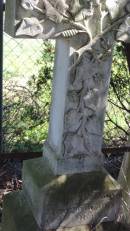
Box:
[21,158,122,230]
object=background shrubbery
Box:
[104,44,129,146]
[3,41,130,152]
[3,42,54,152]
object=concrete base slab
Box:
[1,191,40,231]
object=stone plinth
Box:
[2,157,122,231]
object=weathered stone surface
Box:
[58,222,130,231]
[62,33,114,162]
[22,157,57,227]
[2,191,40,231]
[22,158,122,229]
[57,225,92,231]
[5,0,112,41]
[116,16,130,42]
[43,142,103,175]
[42,32,115,175]
[94,222,130,231]
[2,160,122,231]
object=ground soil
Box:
[0,159,22,222]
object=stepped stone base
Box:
[2,158,122,231]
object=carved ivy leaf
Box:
[47,0,69,15]
[64,134,87,156]
[21,0,39,11]
[16,18,43,37]
[65,110,82,133]
[42,0,65,23]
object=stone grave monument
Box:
[2,0,130,230]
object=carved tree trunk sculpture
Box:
[4,0,130,224]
